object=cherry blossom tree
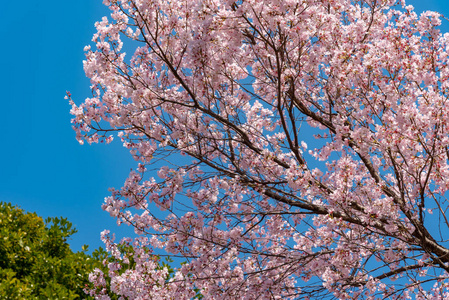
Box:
[70,0,449,298]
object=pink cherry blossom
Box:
[71,0,449,298]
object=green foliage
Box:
[0,202,102,299]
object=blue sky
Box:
[0,0,448,252]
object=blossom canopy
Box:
[71,0,449,298]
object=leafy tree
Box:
[0,202,102,299]
[70,0,449,298]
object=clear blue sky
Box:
[0,0,448,252]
